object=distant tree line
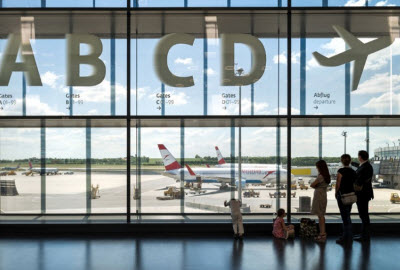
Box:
[0,156,358,167]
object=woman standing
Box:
[335,154,357,245]
[311,160,330,242]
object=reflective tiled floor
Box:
[0,235,397,270]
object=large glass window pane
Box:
[45,128,86,213]
[0,11,127,116]
[292,11,400,115]
[0,128,40,213]
[46,0,125,7]
[240,127,288,214]
[2,0,41,7]
[137,127,181,213]
[91,128,127,214]
[132,11,286,116]
[370,126,400,213]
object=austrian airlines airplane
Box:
[27,161,59,175]
[215,146,281,169]
[158,144,293,187]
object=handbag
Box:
[341,192,357,205]
[299,218,318,238]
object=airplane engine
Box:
[235,180,247,188]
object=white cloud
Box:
[87,109,98,115]
[207,68,216,76]
[361,92,400,111]
[26,96,64,115]
[0,95,64,116]
[41,71,61,89]
[306,57,320,70]
[273,107,300,115]
[321,38,346,55]
[363,39,400,71]
[307,38,346,70]
[345,0,366,6]
[273,51,300,65]
[174,57,193,65]
[133,87,147,100]
[375,0,395,6]
[73,80,132,103]
[353,72,400,95]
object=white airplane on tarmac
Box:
[25,161,59,176]
[158,144,294,189]
[215,146,281,169]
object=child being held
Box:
[273,208,295,239]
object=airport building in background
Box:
[1,0,400,222]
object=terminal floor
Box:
[0,235,397,270]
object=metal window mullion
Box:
[137,121,141,215]
[127,0,131,222]
[40,120,46,214]
[203,25,208,116]
[86,120,91,214]
[287,0,292,223]
[22,74,26,116]
[230,118,235,199]
[366,119,370,153]
[319,119,322,160]
[111,13,116,116]
[251,14,254,116]
[161,13,165,116]
[69,13,73,116]
[276,120,281,210]
[180,119,185,213]
[300,21,306,115]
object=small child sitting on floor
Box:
[273,208,295,239]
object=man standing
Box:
[352,150,374,241]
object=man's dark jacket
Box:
[352,161,374,201]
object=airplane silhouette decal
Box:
[312,25,395,91]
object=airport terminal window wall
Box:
[1,3,400,222]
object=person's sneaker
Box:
[234,234,239,240]
[238,234,244,241]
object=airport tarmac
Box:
[1,172,400,214]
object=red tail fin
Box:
[215,146,226,164]
[158,144,181,171]
[185,164,196,176]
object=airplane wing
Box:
[352,56,367,91]
[333,25,364,49]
